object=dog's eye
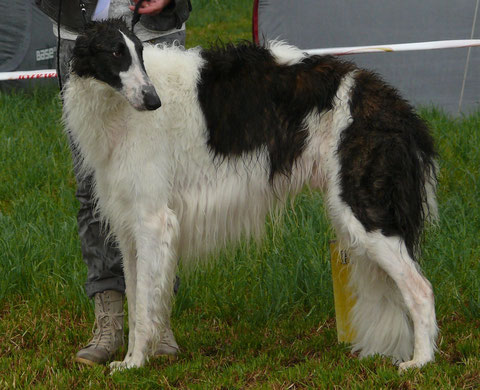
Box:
[113,51,122,58]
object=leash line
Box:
[132,0,150,32]
[56,0,63,90]
[79,1,88,25]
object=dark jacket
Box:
[35,0,191,32]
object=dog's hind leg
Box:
[362,233,437,370]
[326,186,436,368]
[328,199,437,367]
[110,207,179,371]
[318,67,437,368]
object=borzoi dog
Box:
[63,19,438,371]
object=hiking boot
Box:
[75,290,124,366]
[154,326,180,357]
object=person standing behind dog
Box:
[35,0,191,366]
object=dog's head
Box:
[71,18,161,111]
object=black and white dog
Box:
[63,19,438,371]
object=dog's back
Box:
[144,41,437,262]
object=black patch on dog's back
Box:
[338,70,437,257]
[197,43,355,180]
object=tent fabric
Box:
[0,0,57,90]
[253,0,480,114]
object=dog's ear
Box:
[73,33,91,55]
[71,33,94,77]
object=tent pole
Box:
[458,0,479,114]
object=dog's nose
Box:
[143,85,161,110]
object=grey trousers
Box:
[59,30,185,298]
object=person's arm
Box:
[133,0,192,32]
[129,0,173,16]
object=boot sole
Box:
[74,356,103,367]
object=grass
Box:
[1,0,480,388]
[185,0,253,46]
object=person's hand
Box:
[129,0,172,15]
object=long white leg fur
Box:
[110,207,179,371]
[115,233,137,360]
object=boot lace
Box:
[87,308,123,352]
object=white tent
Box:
[0,0,57,90]
[253,0,480,114]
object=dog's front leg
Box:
[114,232,138,360]
[110,207,179,372]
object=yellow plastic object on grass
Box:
[330,241,356,343]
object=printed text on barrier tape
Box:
[0,70,57,81]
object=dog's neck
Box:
[66,73,125,113]
[63,73,128,172]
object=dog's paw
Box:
[109,357,143,373]
[398,359,428,372]
[110,360,129,373]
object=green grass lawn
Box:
[1,0,479,388]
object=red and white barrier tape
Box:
[305,39,480,56]
[1,39,480,81]
[0,69,57,81]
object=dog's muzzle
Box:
[142,85,162,111]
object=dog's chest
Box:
[167,141,275,260]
